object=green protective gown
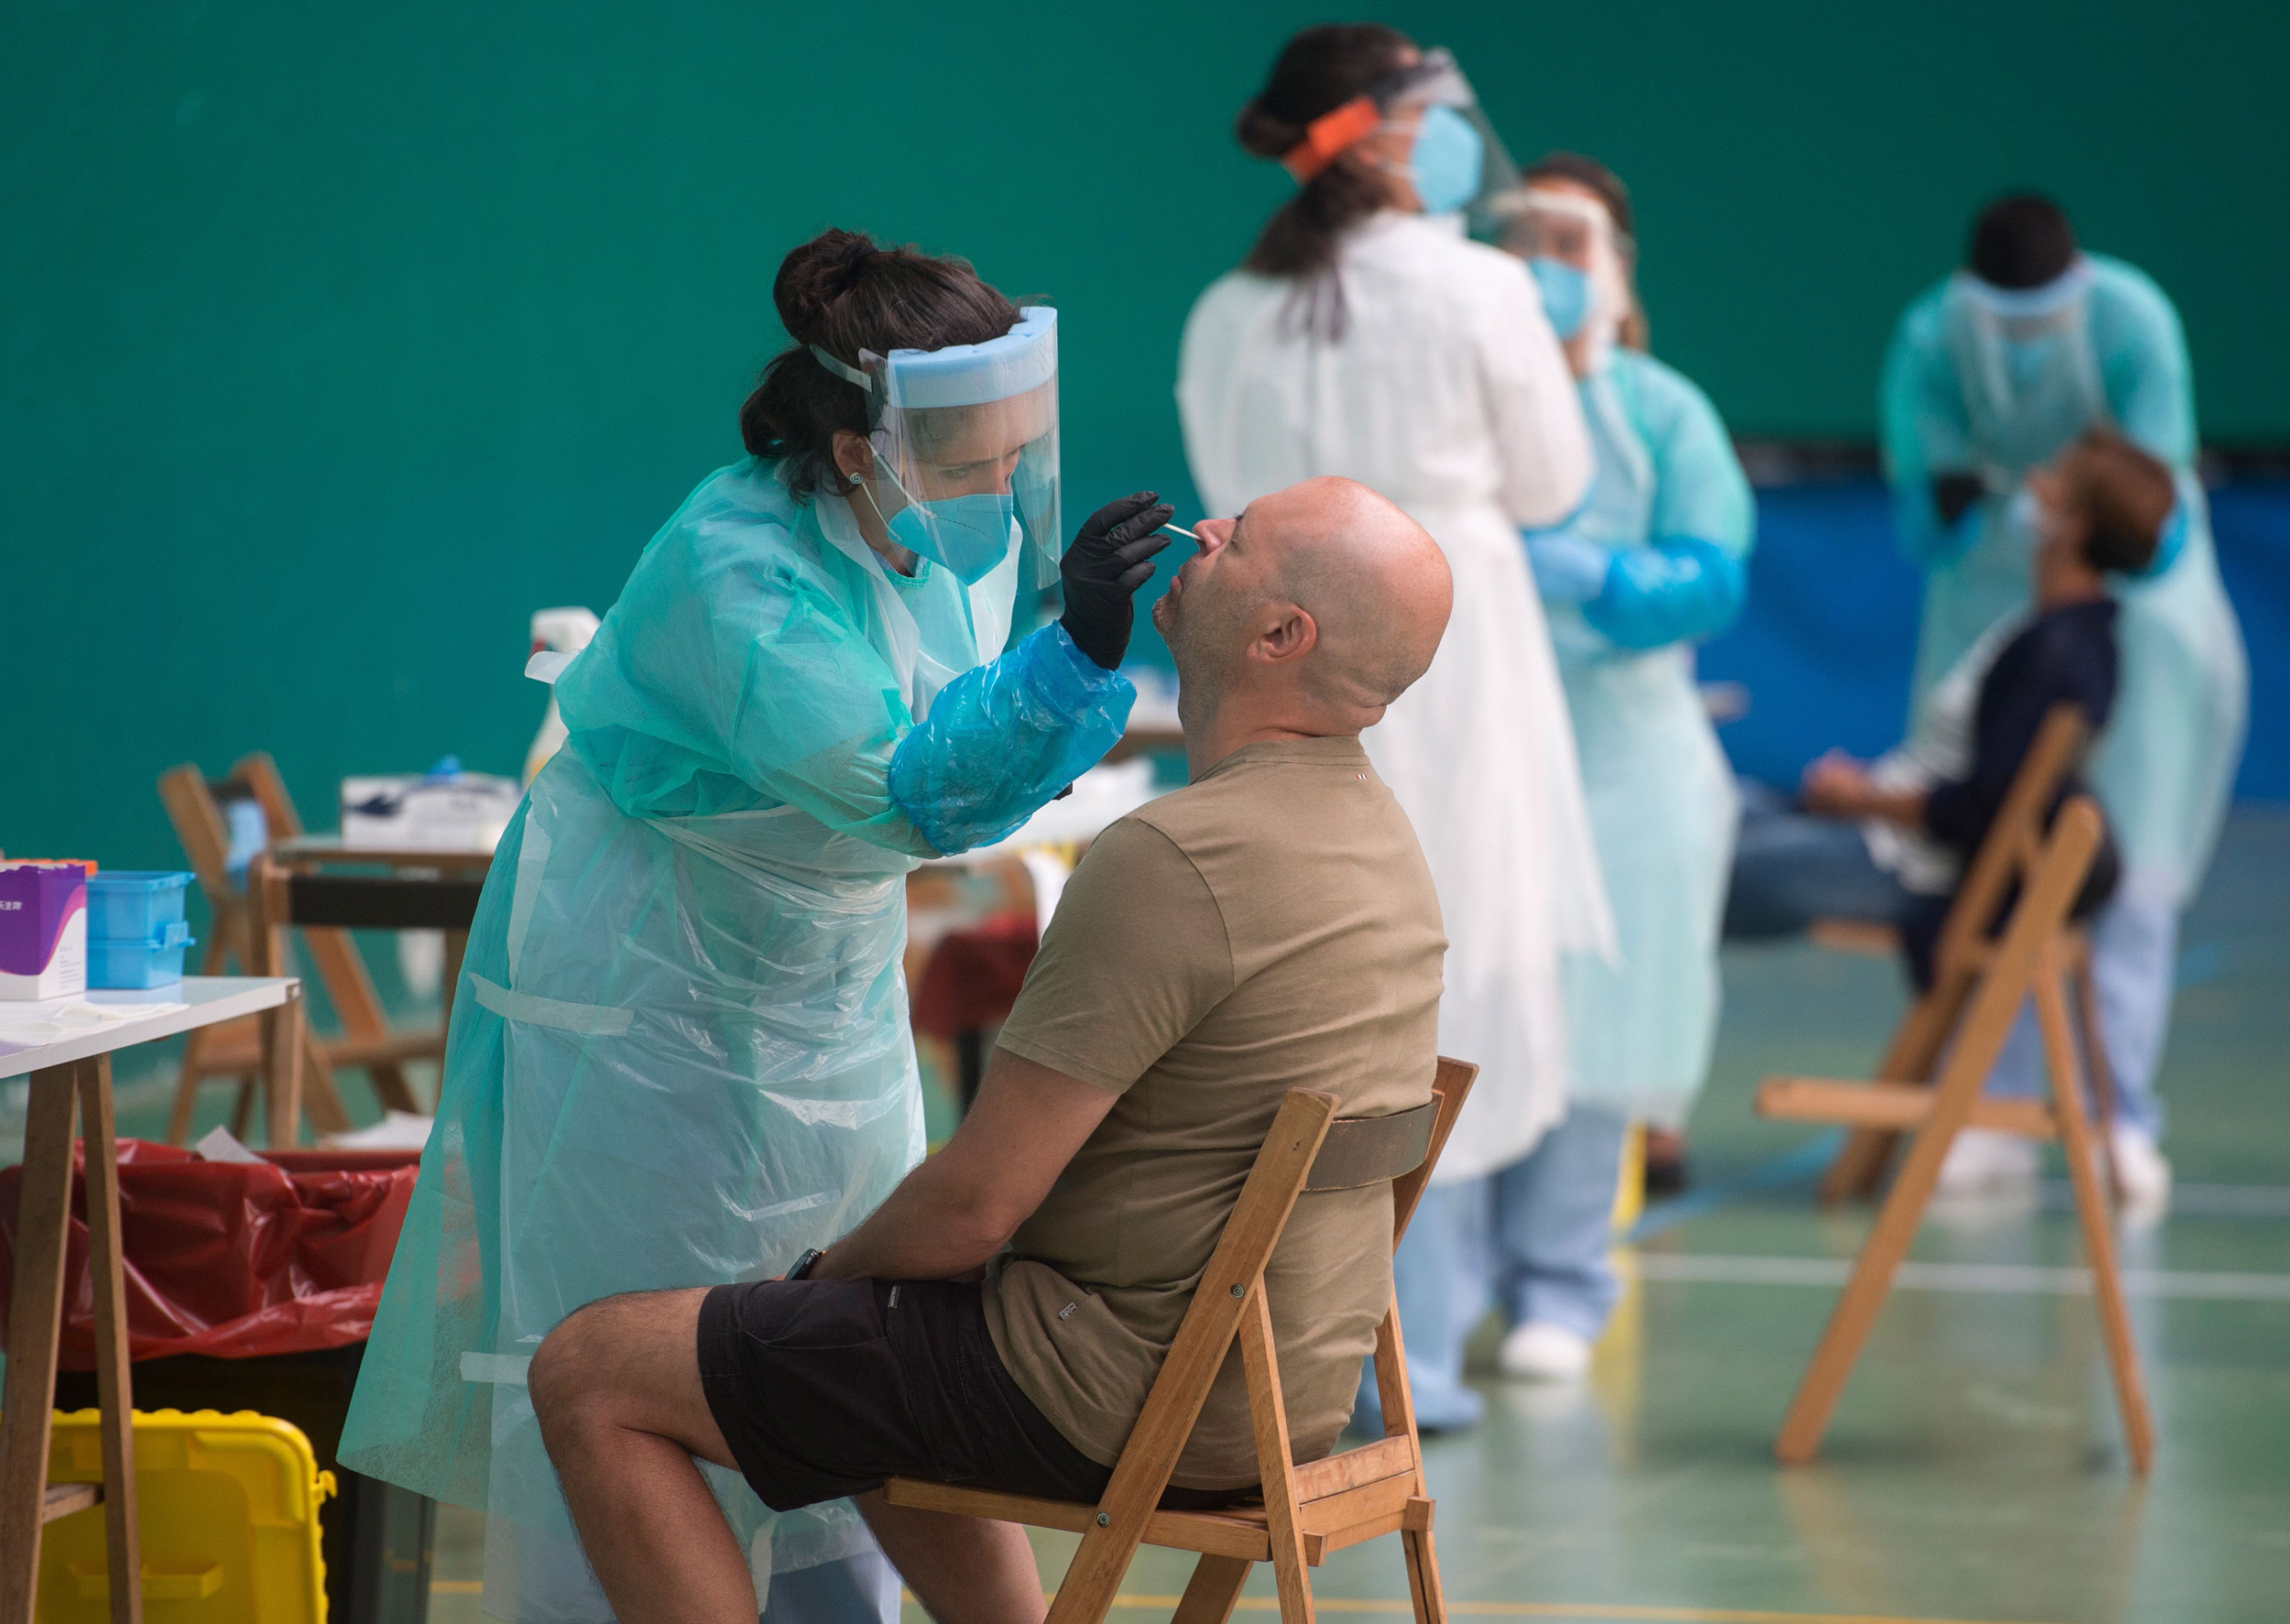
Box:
[1881,255,2247,904]
[1550,352,1755,1125]
[338,457,1132,1620]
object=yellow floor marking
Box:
[874,1589,2059,1624]
[432,1578,2057,1624]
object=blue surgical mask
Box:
[885,491,1016,584]
[863,451,1019,584]
[1528,256,1589,341]
[1407,104,1484,216]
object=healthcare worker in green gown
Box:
[1881,194,2245,1204]
[339,229,1172,1623]
[1496,154,1755,1379]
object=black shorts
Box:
[695,1277,1097,1512]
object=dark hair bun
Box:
[1235,99,1303,161]
[774,228,881,345]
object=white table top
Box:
[0,976,297,1079]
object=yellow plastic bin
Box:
[38,1408,335,1624]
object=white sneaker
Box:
[1936,1127,2041,1195]
[2108,1123,2173,1210]
[1498,1321,1593,1381]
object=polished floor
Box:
[19,815,2288,1623]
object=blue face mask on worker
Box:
[1403,104,1485,215]
[1528,257,1590,341]
[867,454,1017,584]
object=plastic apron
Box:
[1548,358,1740,1124]
[341,468,1027,1621]
[1912,269,2246,903]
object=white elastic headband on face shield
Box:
[1954,257,2093,320]
[810,306,1058,420]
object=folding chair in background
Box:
[242,852,485,1147]
[884,1057,1480,1624]
[158,753,442,1142]
[1756,796,2154,1473]
[1808,704,2120,1203]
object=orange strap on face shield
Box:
[1281,96,1381,182]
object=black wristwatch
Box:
[787,1248,825,1281]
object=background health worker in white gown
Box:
[1881,193,2246,1199]
[1176,23,1608,1430]
[1491,153,1755,1380]
[339,230,1172,1622]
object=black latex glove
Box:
[1059,491,1175,670]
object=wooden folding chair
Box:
[882,1057,1479,1624]
[1811,704,2120,1204]
[159,754,442,1142]
[243,854,485,1147]
[1755,797,2154,1472]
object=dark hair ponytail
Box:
[741,228,1022,503]
[1236,23,1415,303]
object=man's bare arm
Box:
[813,1047,1118,1282]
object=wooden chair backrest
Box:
[1929,703,2087,982]
[157,765,236,912]
[1075,1060,1472,1509]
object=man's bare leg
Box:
[529,1288,756,1624]
[859,1495,1047,1624]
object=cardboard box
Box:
[0,862,89,1000]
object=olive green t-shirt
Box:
[982,735,1446,1489]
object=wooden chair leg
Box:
[0,1063,80,1624]
[2073,957,2124,1201]
[1401,1505,1446,1624]
[262,985,309,1150]
[1238,1289,1314,1624]
[297,1026,353,1137]
[1818,978,1964,1204]
[1778,987,2029,1463]
[2036,962,2154,1475]
[77,1055,146,1624]
[230,1077,257,1142]
[1171,1556,1253,1624]
[166,936,233,1145]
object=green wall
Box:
[5,0,2285,870]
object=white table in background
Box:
[0,975,300,1624]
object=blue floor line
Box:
[1628,1129,1844,1242]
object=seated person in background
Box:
[527,475,1455,1624]
[1725,427,2176,988]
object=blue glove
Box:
[1582,536,1747,650]
[888,624,1134,856]
[1524,529,1615,604]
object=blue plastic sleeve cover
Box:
[1583,537,1747,651]
[889,621,1135,856]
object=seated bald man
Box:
[529,475,1456,1624]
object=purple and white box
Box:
[0,863,89,1000]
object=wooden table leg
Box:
[78,1054,145,1624]
[262,980,308,1150]
[0,1062,82,1624]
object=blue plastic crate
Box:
[88,920,195,990]
[85,870,193,941]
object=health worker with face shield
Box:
[1882,194,2245,1204]
[339,229,1172,1624]
[1487,155,1754,1379]
[1179,24,1607,1431]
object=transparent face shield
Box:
[816,307,1061,588]
[1489,187,1630,347]
[1945,260,2105,471]
[1375,48,1521,237]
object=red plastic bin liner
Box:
[0,1139,419,1368]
